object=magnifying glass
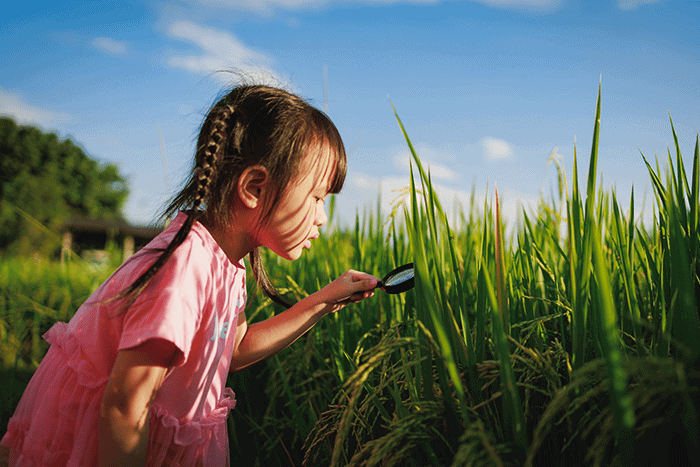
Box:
[377,263,414,294]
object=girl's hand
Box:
[318,270,379,313]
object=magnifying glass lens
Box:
[384,268,414,286]
[378,263,414,294]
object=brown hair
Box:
[114,84,347,309]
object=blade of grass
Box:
[408,150,472,428]
[475,192,491,364]
[493,188,527,450]
[572,79,603,370]
[478,245,527,451]
[494,186,509,334]
[590,218,635,467]
[666,171,700,364]
[611,190,646,357]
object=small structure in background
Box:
[60,216,163,264]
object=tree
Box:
[0,117,129,255]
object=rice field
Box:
[1,85,699,466]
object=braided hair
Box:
[113,84,346,311]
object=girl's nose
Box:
[316,201,328,226]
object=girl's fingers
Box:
[324,272,378,308]
[346,271,379,290]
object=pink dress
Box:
[1,213,246,467]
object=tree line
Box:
[0,117,129,256]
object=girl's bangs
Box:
[312,112,347,195]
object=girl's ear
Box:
[238,165,269,209]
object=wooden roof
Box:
[62,216,163,239]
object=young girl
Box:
[0,84,379,467]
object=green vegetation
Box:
[0,117,129,256]
[1,86,699,466]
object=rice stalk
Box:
[590,215,635,466]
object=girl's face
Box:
[258,142,336,261]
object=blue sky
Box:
[2,0,699,229]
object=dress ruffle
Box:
[146,389,235,466]
[1,323,236,467]
[43,322,109,389]
[152,387,236,446]
[1,342,105,467]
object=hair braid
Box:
[111,104,234,312]
[194,105,232,211]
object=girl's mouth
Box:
[304,233,318,250]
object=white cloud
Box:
[198,0,439,15]
[618,0,657,10]
[345,172,431,221]
[493,184,541,233]
[474,0,562,11]
[352,173,377,190]
[92,37,129,56]
[286,17,301,28]
[196,0,557,15]
[0,89,72,127]
[201,0,324,15]
[338,170,540,233]
[392,144,460,182]
[166,21,279,84]
[425,163,459,182]
[394,155,459,182]
[481,137,515,161]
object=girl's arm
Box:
[99,338,177,467]
[230,270,377,372]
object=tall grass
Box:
[2,84,699,466]
[0,257,111,368]
[298,83,699,466]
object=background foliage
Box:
[0,117,129,256]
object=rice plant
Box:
[298,83,699,466]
